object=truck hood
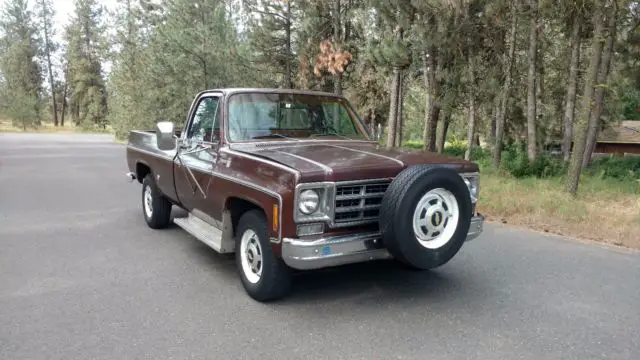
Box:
[229,141,479,182]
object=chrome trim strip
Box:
[221,147,300,178]
[282,215,484,270]
[282,232,390,270]
[330,178,393,228]
[209,170,284,244]
[272,149,333,174]
[176,152,208,198]
[293,182,335,224]
[333,177,395,185]
[328,144,405,166]
[126,144,175,161]
[291,178,396,228]
[127,143,284,243]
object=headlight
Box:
[298,189,320,214]
[294,183,333,224]
[463,175,479,203]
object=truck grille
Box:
[333,180,391,225]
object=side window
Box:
[186,96,220,143]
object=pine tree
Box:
[36,0,58,126]
[107,0,147,138]
[107,0,247,137]
[243,0,297,88]
[0,0,43,130]
[526,0,539,160]
[64,0,108,128]
[566,0,608,195]
[369,0,414,148]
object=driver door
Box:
[174,94,222,223]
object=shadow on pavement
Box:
[170,207,476,306]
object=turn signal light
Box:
[272,204,279,232]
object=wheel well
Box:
[135,162,151,184]
[226,197,265,237]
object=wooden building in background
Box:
[593,121,640,155]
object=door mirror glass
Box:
[156,121,176,150]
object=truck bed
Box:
[127,130,180,159]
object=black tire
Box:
[235,210,291,302]
[142,173,172,229]
[379,165,472,270]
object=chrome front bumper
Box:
[282,215,484,270]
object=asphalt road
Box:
[1,132,639,360]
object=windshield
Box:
[227,92,368,142]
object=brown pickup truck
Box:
[125,88,483,301]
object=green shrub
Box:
[442,142,466,158]
[586,156,640,181]
[403,140,423,150]
[500,141,565,178]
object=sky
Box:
[51,0,118,41]
[43,0,119,76]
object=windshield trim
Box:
[222,90,372,144]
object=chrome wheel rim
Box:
[412,188,460,249]
[240,229,263,284]
[143,185,153,218]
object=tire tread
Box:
[142,174,172,229]
[379,166,472,270]
[236,210,291,302]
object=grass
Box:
[477,168,640,249]
[402,139,640,248]
[0,118,113,134]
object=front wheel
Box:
[235,210,291,302]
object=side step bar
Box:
[173,214,234,253]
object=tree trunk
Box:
[386,68,401,149]
[582,3,617,167]
[284,1,293,89]
[566,3,606,195]
[333,0,342,94]
[562,16,581,162]
[437,108,451,154]
[465,96,476,161]
[422,50,440,152]
[40,0,58,126]
[370,110,376,138]
[61,70,68,127]
[490,98,498,144]
[526,0,538,161]
[395,73,405,147]
[493,0,518,169]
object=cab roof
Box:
[198,87,346,98]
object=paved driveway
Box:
[1,132,638,360]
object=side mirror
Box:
[156,121,176,150]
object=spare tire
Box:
[379,165,472,270]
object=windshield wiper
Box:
[311,132,354,140]
[252,133,301,141]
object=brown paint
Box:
[127,88,480,256]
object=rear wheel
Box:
[235,210,291,302]
[142,173,172,229]
[380,166,472,270]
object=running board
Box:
[173,214,234,253]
